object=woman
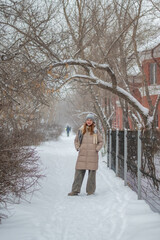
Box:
[68,113,103,196]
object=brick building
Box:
[114,43,160,130]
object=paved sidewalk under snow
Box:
[1,133,160,240]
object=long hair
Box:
[82,123,95,135]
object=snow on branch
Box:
[50,58,117,87]
[50,58,150,126]
[61,73,149,121]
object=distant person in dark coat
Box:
[66,125,71,137]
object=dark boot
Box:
[87,192,94,196]
[68,192,79,196]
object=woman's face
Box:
[86,119,93,126]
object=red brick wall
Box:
[110,57,160,130]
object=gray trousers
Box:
[71,169,96,194]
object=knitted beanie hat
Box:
[85,113,95,122]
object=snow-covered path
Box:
[1,133,160,240]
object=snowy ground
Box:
[1,132,160,240]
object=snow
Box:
[52,59,110,73]
[1,132,160,240]
[51,58,149,119]
[115,85,149,116]
[66,72,150,118]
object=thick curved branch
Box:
[50,59,117,87]
[62,73,149,125]
[50,59,151,125]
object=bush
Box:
[0,129,43,222]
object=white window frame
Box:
[149,63,157,85]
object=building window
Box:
[149,63,157,84]
[155,114,159,128]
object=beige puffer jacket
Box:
[74,125,103,170]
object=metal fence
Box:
[106,129,160,213]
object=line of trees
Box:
[0,0,64,221]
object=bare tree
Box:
[0,0,63,221]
